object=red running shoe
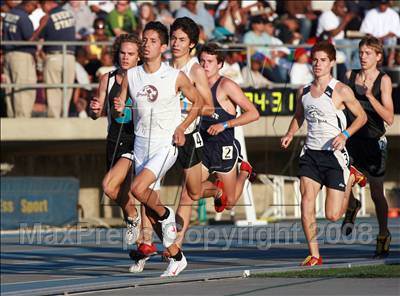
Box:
[350,165,367,187]
[214,180,227,213]
[240,161,257,183]
[138,243,158,256]
[300,255,323,266]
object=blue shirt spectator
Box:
[243,16,273,58]
[2,2,36,54]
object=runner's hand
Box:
[281,133,293,149]
[89,97,102,119]
[332,133,347,151]
[173,126,186,146]
[207,123,225,136]
[113,97,125,114]
[90,97,101,113]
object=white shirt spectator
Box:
[290,63,313,85]
[241,66,271,88]
[75,62,91,91]
[220,62,244,86]
[360,7,400,38]
[29,7,46,31]
[317,10,344,40]
[63,1,96,38]
[88,1,115,14]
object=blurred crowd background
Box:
[1,0,399,118]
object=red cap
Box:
[294,48,308,61]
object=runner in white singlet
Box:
[281,41,367,266]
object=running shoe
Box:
[240,161,257,183]
[128,256,149,273]
[214,180,227,213]
[341,199,362,236]
[159,206,177,248]
[160,252,187,277]
[125,215,140,245]
[350,165,367,187]
[138,242,158,257]
[373,232,391,259]
[300,255,323,266]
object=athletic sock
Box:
[159,207,170,221]
[171,249,183,261]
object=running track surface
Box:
[1,218,399,296]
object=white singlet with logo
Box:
[127,63,181,141]
[178,56,199,134]
[302,78,347,151]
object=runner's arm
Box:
[190,64,214,116]
[341,85,367,137]
[111,74,128,118]
[281,87,305,148]
[367,74,394,125]
[223,78,259,128]
[89,73,108,119]
[176,71,204,131]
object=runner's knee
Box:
[325,210,341,222]
[102,179,119,200]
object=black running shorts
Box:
[346,136,387,178]
[106,138,133,170]
[177,129,203,169]
[202,138,242,174]
[298,148,350,192]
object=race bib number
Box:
[222,146,233,160]
[193,132,203,148]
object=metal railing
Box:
[1,40,399,117]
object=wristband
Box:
[223,121,229,130]
[342,130,350,139]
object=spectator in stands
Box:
[290,47,313,85]
[138,2,157,34]
[175,1,215,39]
[220,48,245,85]
[106,0,138,37]
[274,15,302,45]
[243,15,273,57]
[63,0,96,40]
[0,0,20,14]
[72,48,91,118]
[278,0,317,43]
[215,0,248,37]
[241,52,272,88]
[89,0,115,20]
[360,0,400,66]
[33,0,76,118]
[28,1,45,31]
[154,1,174,27]
[345,0,372,32]
[317,0,359,69]
[96,48,115,78]
[264,19,291,81]
[84,17,109,80]
[2,0,37,117]
[244,16,286,82]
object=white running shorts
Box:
[134,137,178,191]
